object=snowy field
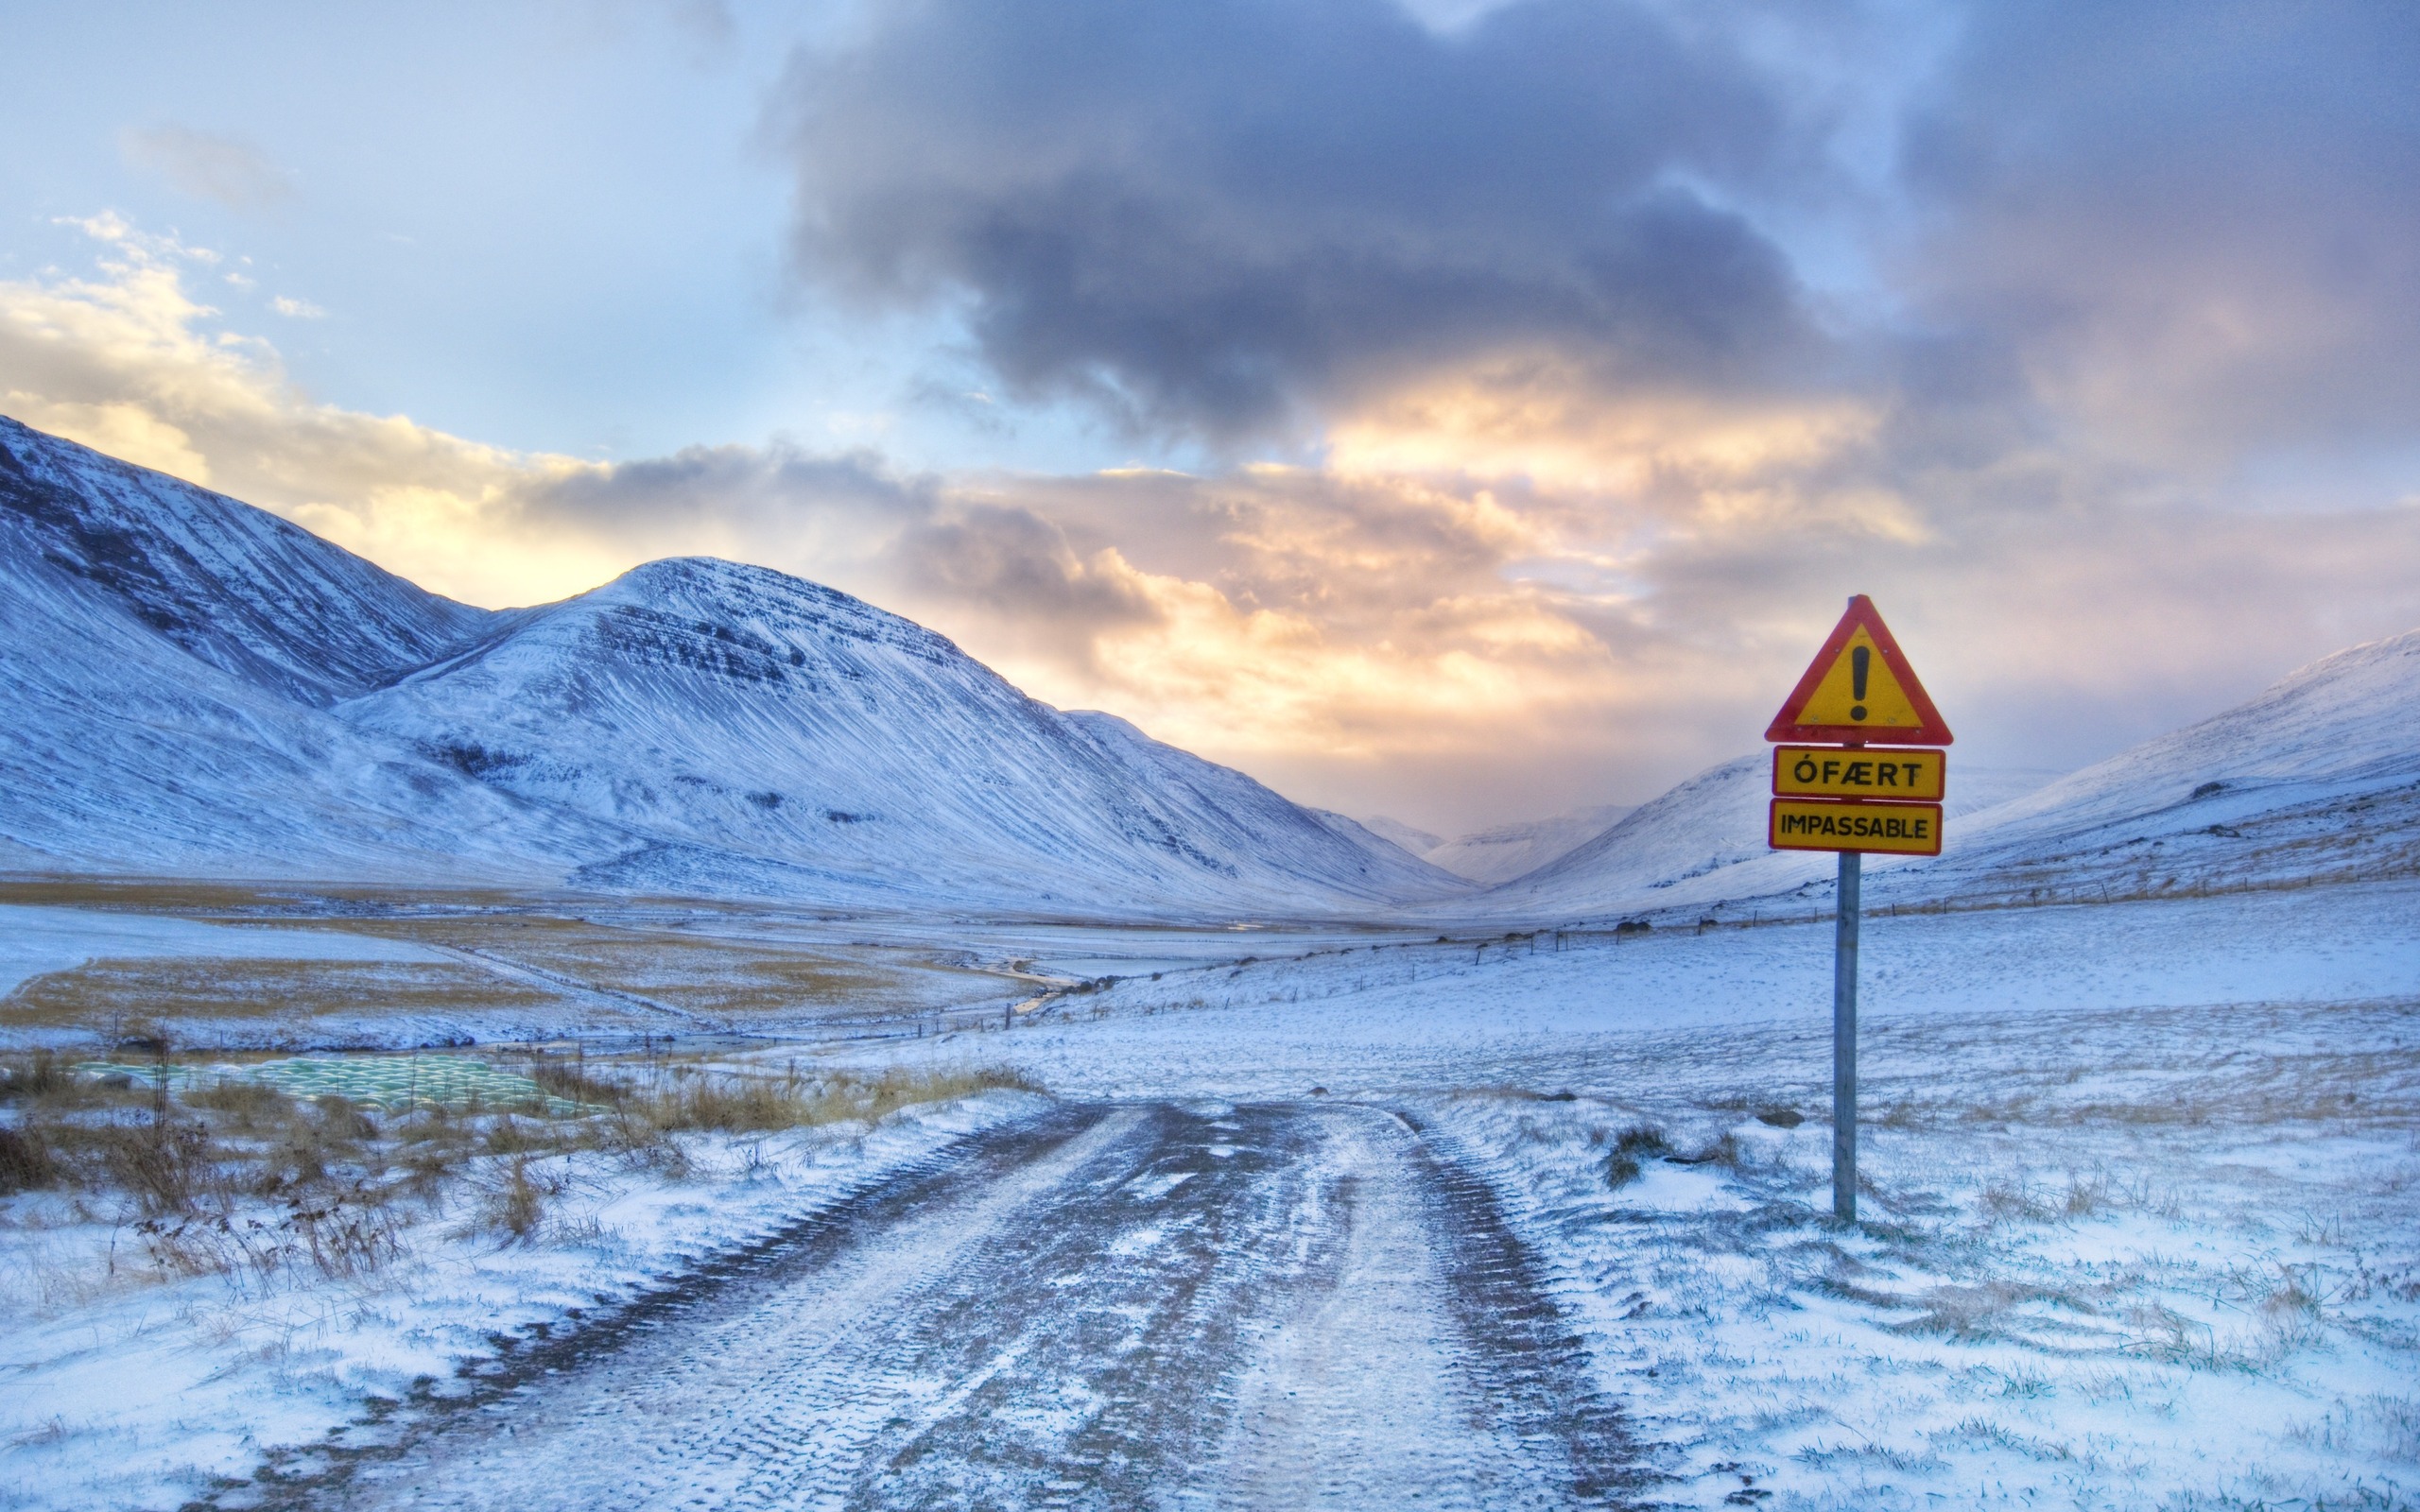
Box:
[855,883,2420,1510]
[0,905,446,1001]
[2,881,2415,1509]
[0,896,1033,1051]
[0,1077,1048,1511]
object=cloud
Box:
[14,43,2420,842]
[772,0,2420,494]
[772,0,1816,441]
[119,126,299,212]
[268,296,325,318]
[1894,0,2420,471]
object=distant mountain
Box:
[1901,628,2420,904]
[1474,756,2062,919]
[0,416,1470,918]
[1473,628,2420,921]
[1422,803,1634,884]
[1359,816,1444,857]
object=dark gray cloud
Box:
[890,502,1164,662]
[774,0,2420,486]
[773,0,1816,439]
[1898,0,2420,463]
[528,442,929,534]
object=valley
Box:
[3,416,2417,1510]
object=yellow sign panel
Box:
[1769,799,1944,855]
[1772,746,1945,800]
[1792,627,1927,731]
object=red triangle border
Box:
[1764,594,1954,746]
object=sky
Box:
[3,0,2416,836]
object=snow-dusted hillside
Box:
[0,419,614,883]
[1358,816,1444,858]
[1898,627,2420,905]
[1473,756,2059,919]
[0,417,498,704]
[1472,628,2420,921]
[0,418,1467,917]
[1420,803,1634,884]
[340,563,1469,913]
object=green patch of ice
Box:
[75,1056,589,1115]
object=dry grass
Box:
[621,1062,1044,1135]
[0,957,569,1034]
[0,904,1017,1049]
[321,914,998,1023]
[1591,1124,1671,1190]
[1,1048,1043,1287]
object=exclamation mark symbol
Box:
[1849,646,1870,721]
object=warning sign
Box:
[1772,745,1945,800]
[1765,595,1953,746]
[1769,799,1944,856]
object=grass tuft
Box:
[0,1125,61,1193]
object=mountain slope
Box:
[1422,803,1634,884]
[0,416,498,705]
[1472,628,2420,921]
[1474,757,2061,919]
[1897,628,2420,904]
[1359,816,1444,858]
[0,421,615,882]
[1064,713,1471,906]
[339,559,1470,913]
[0,417,1468,916]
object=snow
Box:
[2,882,2413,1508]
[0,416,1467,919]
[1419,803,1636,884]
[0,905,440,998]
[873,884,2420,1509]
[5,415,2419,1507]
[0,1089,1047,1512]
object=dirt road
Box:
[272,1103,1645,1511]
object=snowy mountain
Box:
[0,418,610,883]
[1359,816,1444,858]
[338,559,1468,912]
[1473,756,2060,919]
[1420,804,1634,884]
[1897,628,2420,905]
[0,416,1469,917]
[1473,627,2420,921]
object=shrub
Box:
[97,1122,219,1215]
[0,1125,61,1193]
[1614,1125,1670,1157]
[0,1051,71,1102]
[485,1160,546,1244]
[183,1078,295,1125]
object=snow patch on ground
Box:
[0,1090,1045,1512]
[0,905,441,998]
[858,882,2420,1508]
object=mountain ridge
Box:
[0,416,1469,918]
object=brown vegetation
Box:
[0,957,569,1035]
[1,1048,1043,1283]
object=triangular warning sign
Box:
[1765,595,1953,745]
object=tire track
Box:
[229,1102,1647,1512]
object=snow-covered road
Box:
[274,1102,1644,1512]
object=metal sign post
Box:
[1832,850,1859,1222]
[1763,595,1952,1226]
